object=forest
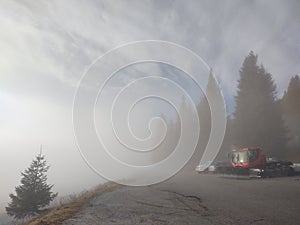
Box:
[168,51,300,167]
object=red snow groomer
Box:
[230,147,294,177]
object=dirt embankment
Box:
[26,182,121,225]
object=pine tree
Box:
[233,51,287,156]
[282,75,300,115]
[186,69,226,168]
[217,116,233,160]
[194,71,217,159]
[6,153,58,219]
[282,75,300,154]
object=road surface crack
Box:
[162,190,208,212]
[134,200,191,211]
[250,218,265,224]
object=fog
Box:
[1,0,299,214]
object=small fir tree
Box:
[6,153,58,219]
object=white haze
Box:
[0,0,299,213]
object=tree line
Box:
[170,51,300,168]
[231,51,299,159]
[210,51,299,161]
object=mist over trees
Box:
[6,153,57,219]
[176,51,299,167]
[146,51,298,169]
[183,70,227,169]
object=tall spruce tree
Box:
[186,69,227,168]
[282,75,300,153]
[282,75,300,115]
[233,51,287,156]
[217,116,233,160]
[6,153,57,219]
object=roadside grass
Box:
[25,182,122,225]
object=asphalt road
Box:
[63,172,300,225]
[159,172,300,224]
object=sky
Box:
[0,0,299,213]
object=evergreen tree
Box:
[194,71,216,157]
[151,113,180,163]
[233,51,287,156]
[282,75,300,154]
[186,69,226,168]
[6,153,57,219]
[217,116,233,160]
[176,95,196,171]
[196,95,211,157]
[282,75,300,115]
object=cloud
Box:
[1,0,299,102]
